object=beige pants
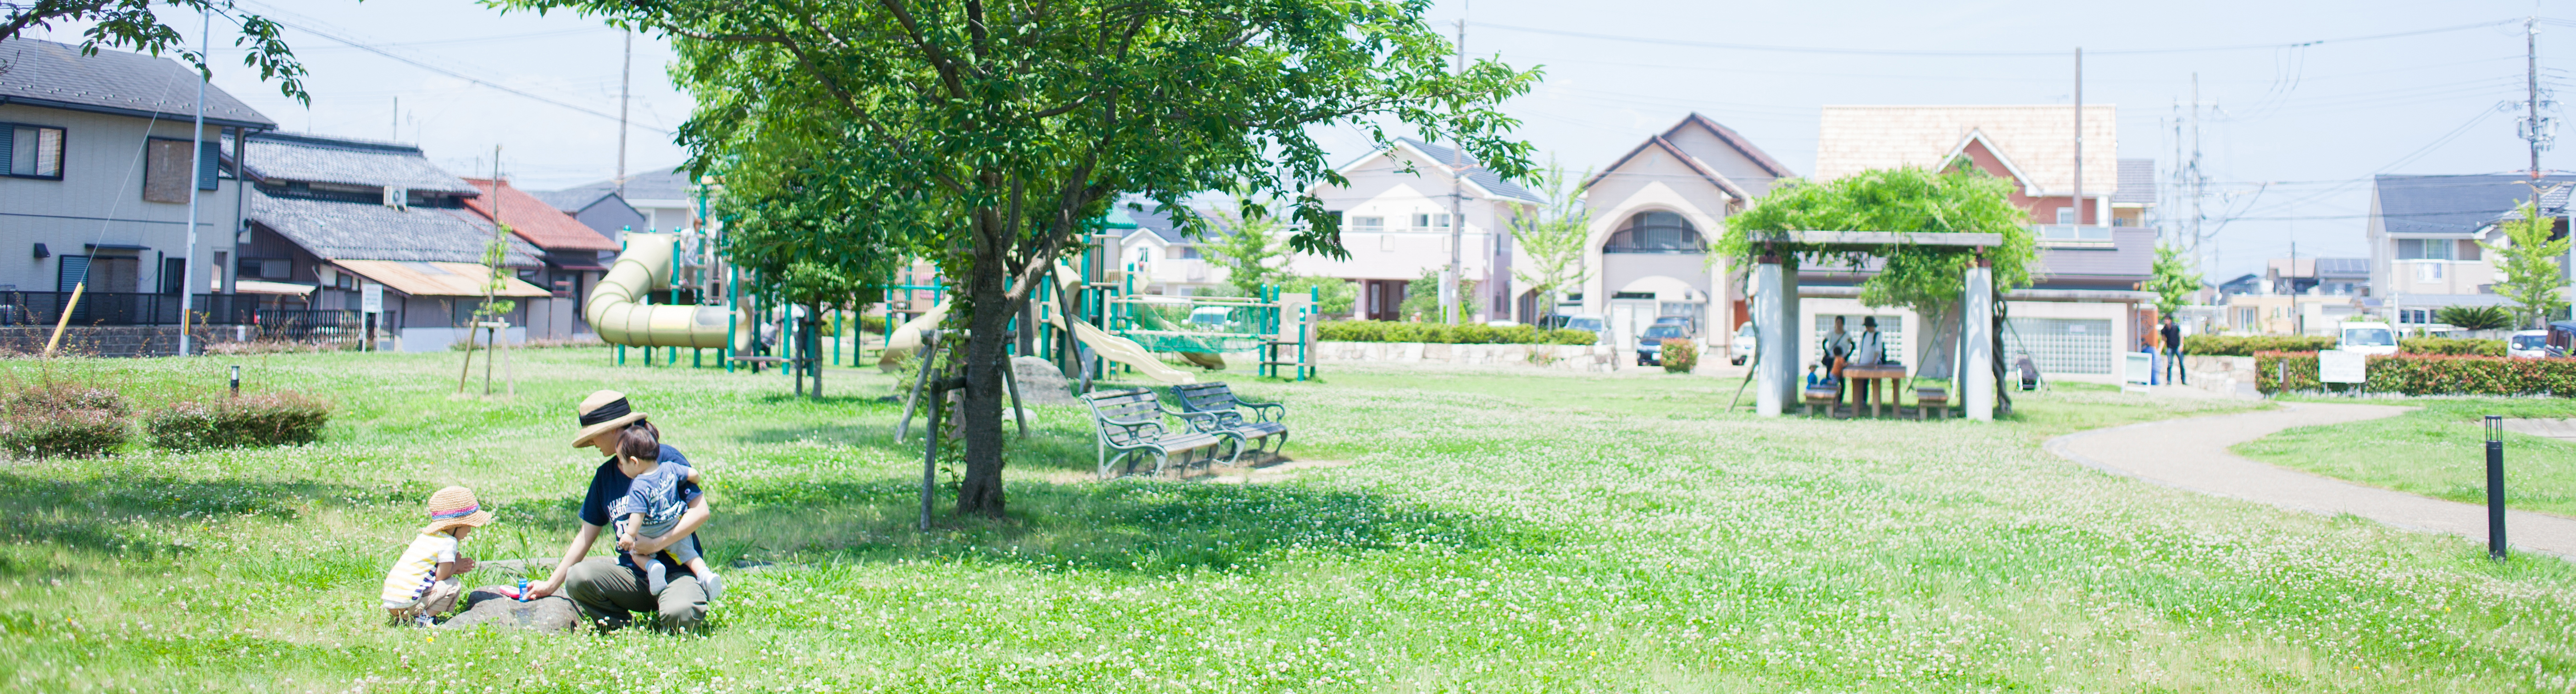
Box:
[385,577,463,624]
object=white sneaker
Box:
[411,613,437,628]
[702,573,723,602]
[646,562,668,595]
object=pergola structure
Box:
[1746,231,2005,420]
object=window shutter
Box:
[198,140,221,190]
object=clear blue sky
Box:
[38,0,2576,280]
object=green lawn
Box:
[7,349,2576,692]
[2236,397,2576,517]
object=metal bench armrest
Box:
[1239,401,1286,422]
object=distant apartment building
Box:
[2365,174,2576,327]
[2217,257,2368,335]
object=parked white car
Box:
[2509,329,2550,358]
[1730,322,1758,365]
[2337,321,2398,356]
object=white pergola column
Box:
[1963,257,1995,420]
[1775,254,1800,406]
[1754,254,1789,416]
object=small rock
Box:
[442,587,582,632]
[1011,356,1080,405]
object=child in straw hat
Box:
[379,486,492,627]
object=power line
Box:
[1470,18,2525,57]
[235,1,675,135]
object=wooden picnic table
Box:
[1843,363,1907,418]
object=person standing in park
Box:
[523,391,713,632]
[2160,317,2187,386]
[1819,316,1855,386]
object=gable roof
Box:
[1672,112,1795,179]
[247,187,542,266]
[547,166,698,205]
[2375,174,2576,236]
[0,39,275,128]
[1336,137,1542,204]
[1586,134,1752,201]
[2113,159,2156,205]
[1128,206,1189,244]
[232,132,481,195]
[1815,105,2118,196]
[462,178,619,252]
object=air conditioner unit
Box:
[382,186,409,210]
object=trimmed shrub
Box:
[2399,337,2505,357]
[2253,351,2321,394]
[1660,339,1699,373]
[1318,320,1596,345]
[1,384,130,458]
[2186,335,2337,356]
[145,392,331,451]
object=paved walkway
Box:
[2047,402,2576,560]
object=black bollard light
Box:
[2486,414,2507,560]
[228,365,241,399]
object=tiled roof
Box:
[0,39,275,128]
[2113,159,2156,205]
[2266,257,2371,278]
[1390,137,1543,203]
[2374,174,2576,235]
[1815,105,2119,195]
[232,132,482,194]
[2032,227,2152,282]
[546,166,699,204]
[461,178,618,252]
[1129,206,1189,244]
[530,188,611,213]
[248,187,542,266]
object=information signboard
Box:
[2319,350,2368,384]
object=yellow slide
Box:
[1048,310,1198,385]
[584,232,747,349]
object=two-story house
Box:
[1804,105,2157,381]
[228,132,550,350]
[1574,113,1798,352]
[464,177,620,339]
[1295,137,1544,322]
[2366,174,2576,328]
[2,39,271,314]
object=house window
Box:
[2457,240,2482,262]
[2055,207,2075,224]
[1604,211,1704,253]
[2416,263,2443,281]
[0,124,65,179]
[1349,216,1385,232]
[2397,239,2454,261]
[1412,213,1450,230]
[143,138,218,203]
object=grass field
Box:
[6,349,2576,692]
[2235,397,2576,517]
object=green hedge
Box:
[2399,337,2505,357]
[144,393,331,451]
[1,384,130,459]
[2255,351,2576,396]
[1318,320,1597,345]
[2185,335,2337,356]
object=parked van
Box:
[2509,329,2550,358]
[2338,321,2398,356]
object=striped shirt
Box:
[378,532,458,609]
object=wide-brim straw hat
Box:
[571,390,648,449]
[421,485,494,535]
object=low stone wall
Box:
[2182,354,2257,395]
[1314,341,1616,371]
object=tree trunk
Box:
[956,246,1013,517]
[810,299,825,399]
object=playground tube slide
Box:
[584,232,749,349]
[1049,311,1198,385]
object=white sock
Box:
[646,562,668,595]
[702,573,723,601]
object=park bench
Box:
[1170,382,1289,462]
[1802,383,1842,418]
[1914,386,1949,420]
[1080,388,1233,479]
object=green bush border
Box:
[1318,320,1597,345]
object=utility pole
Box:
[2073,48,2085,229]
[2190,74,2206,274]
[178,6,208,357]
[617,30,633,196]
[1443,17,1466,325]
[2525,15,2551,179]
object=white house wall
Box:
[0,105,239,293]
[1579,160,1733,346]
[1296,157,1517,309]
[1661,126,1782,199]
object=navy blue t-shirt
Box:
[581,443,704,572]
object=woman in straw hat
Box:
[523,390,713,632]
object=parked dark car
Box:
[1635,324,1690,365]
[2547,320,2576,358]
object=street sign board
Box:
[2319,350,2367,384]
[361,284,383,313]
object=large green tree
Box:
[2146,243,2202,316]
[2,0,307,101]
[2483,200,2571,329]
[1508,161,1592,320]
[508,0,1536,516]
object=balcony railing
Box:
[2032,224,2113,243]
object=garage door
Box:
[2004,317,2112,375]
